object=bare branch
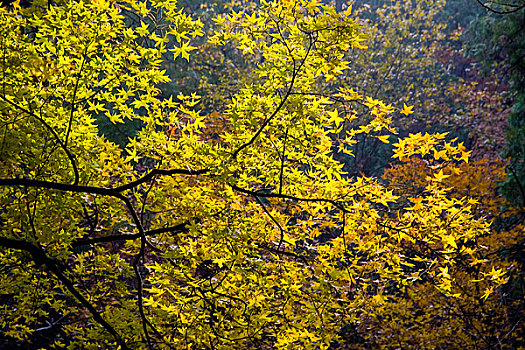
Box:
[474,0,525,14]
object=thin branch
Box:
[278,127,289,195]
[118,194,164,349]
[507,162,525,208]
[289,91,366,108]
[72,223,188,248]
[227,181,346,210]
[114,168,208,192]
[231,34,315,159]
[0,237,130,350]
[253,195,287,252]
[374,43,403,97]
[65,41,92,148]
[257,241,308,263]
[473,0,525,14]
[140,174,158,227]
[1,36,6,100]
[132,262,154,350]
[0,96,80,185]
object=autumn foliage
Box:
[0,0,523,349]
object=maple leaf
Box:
[376,134,390,143]
[442,235,458,249]
[458,151,471,163]
[433,169,450,182]
[400,103,414,116]
[364,96,380,108]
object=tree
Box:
[191,0,459,176]
[378,157,524,349]
[0,0,516,349]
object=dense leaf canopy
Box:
[0,0,522,349]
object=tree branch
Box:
[0,167,208,195]
[473,0,525,14]
[72,223,188,248]
[0,237,130,350]
[0,95,80,185]
[114,168,208,192]
[65,41,92,148]
[227,181,346,210]
[231,33,315,159]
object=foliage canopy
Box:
[0,0,522,349]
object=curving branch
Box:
[72,223,188,248]
[231,32,315,159]
[473,0,525,14]
[120,192,162,349]
[0,95,81,185]
[0,167,207,195]
[0,177,118,196]
[226,181,347,211]
[252,195,288,252]
[114,168,209,192]
[0,168,206,348]
[65,41,92,148]
[278,127,289,196]
[0,237,130,350]
[507,162,525,209]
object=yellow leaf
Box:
[433,169,450,182]
[412,196,423,210]
[376,135,390,143]
[364,96,380,108]
[442,235,457,249]
[400,103,414,116]
[458,151,470,163]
